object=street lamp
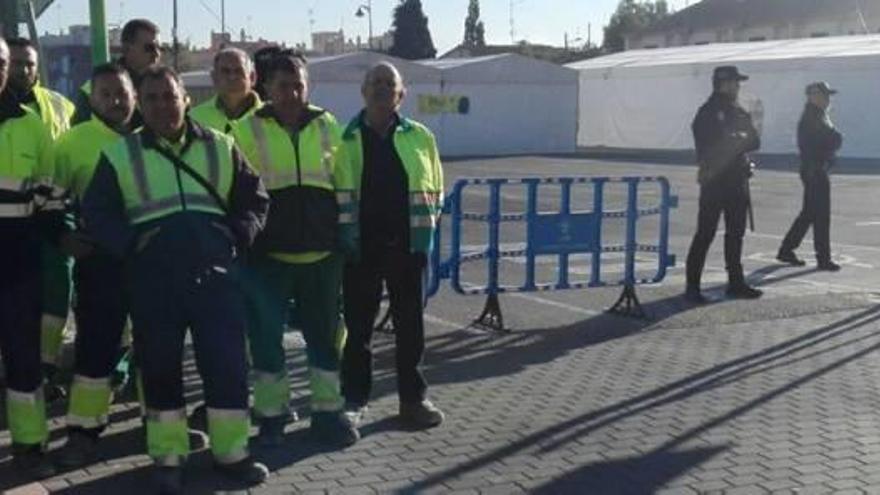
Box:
[355,0,373,50]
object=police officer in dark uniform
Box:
[685,66,763,303]
[777,82,843,271]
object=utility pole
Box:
[172,0,179,70]
[221,0,226,37]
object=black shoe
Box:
[13,446,55,480]
[255,416,287,448]
[310,411,360,447]
[55,430,99,468]
[726,283,763,299]
[153,466,184,495]
[214,457,269,486]
[399,400,445,429]
[684,288,707,304]
[776,250,806,266]
[818,260,841,271]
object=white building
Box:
[568,35,880,160]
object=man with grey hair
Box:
[340,61,445,430]
[190,47,262,134]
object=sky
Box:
[37,0,691,53]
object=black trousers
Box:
[342,248,427,406]
[0,229,43,395]
[686,182,749,289]
[72,253,128,380]
[780,171,831,263]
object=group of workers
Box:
[0,17,443,494]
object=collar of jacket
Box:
[91,110,136,137]
[256,103,324,132]
[213,91,261,115]
[0,89,27,125]
[343,109,412,140]
[138,116,214,152]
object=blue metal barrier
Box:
[426,176,678,331]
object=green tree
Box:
[603,0,669,53]
[463,0,486,47]
[390,0,437,60]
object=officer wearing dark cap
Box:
[685,65,763,303]
[777,82,843,271]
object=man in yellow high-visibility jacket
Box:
[191,47,262,134]
[52,62,140,468]
[340,62,445,430]
[7,37,76,395]
[0,36,67,480]
[82,65,270,493]
[232,51,359,447]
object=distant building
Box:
[312,30,347,55]
[38,24,123,97]
[367,31,394,52]
[626,0,880,50]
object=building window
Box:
[749,36,766,42]
[644,44,659,49]
[694,41,710,45]
[810,32,829,38]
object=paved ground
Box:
[3,156,880,494]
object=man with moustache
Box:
[191,47,262,134]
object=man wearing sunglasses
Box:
[72,18,162,125]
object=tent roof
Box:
[307,51,441,83]
[419,53,577,84]
[567,35,880,71]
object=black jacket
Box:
[692,92,761,186]
[798,103,843,176]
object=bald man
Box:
[339,62,445,430]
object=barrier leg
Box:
[472,293,508,333]
[607,284,648,320]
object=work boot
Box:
[776,250,806,266]
[255,416,287,447]
[12,445,55,480]
[310,411,360,447]
[726,283,763,299]
[399,400,445,429]
[818,260,842,271]
[214,457,269,486]
[55,430,99,468]
[153,466,184,495]
[684,286,707,304]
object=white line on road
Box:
[736,231,880,253]
[856,221,880,227]
[424,313,465,330]
[508,293,601,316]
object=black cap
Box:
[806,81,837,96]
[713,65,749,82]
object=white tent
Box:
[182,51,579,157]
[568,35,880,160]
[419,54,579,156]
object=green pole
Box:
[89,0,109,65]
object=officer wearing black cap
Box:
[777,82,843,271]
[685,65,763,303]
